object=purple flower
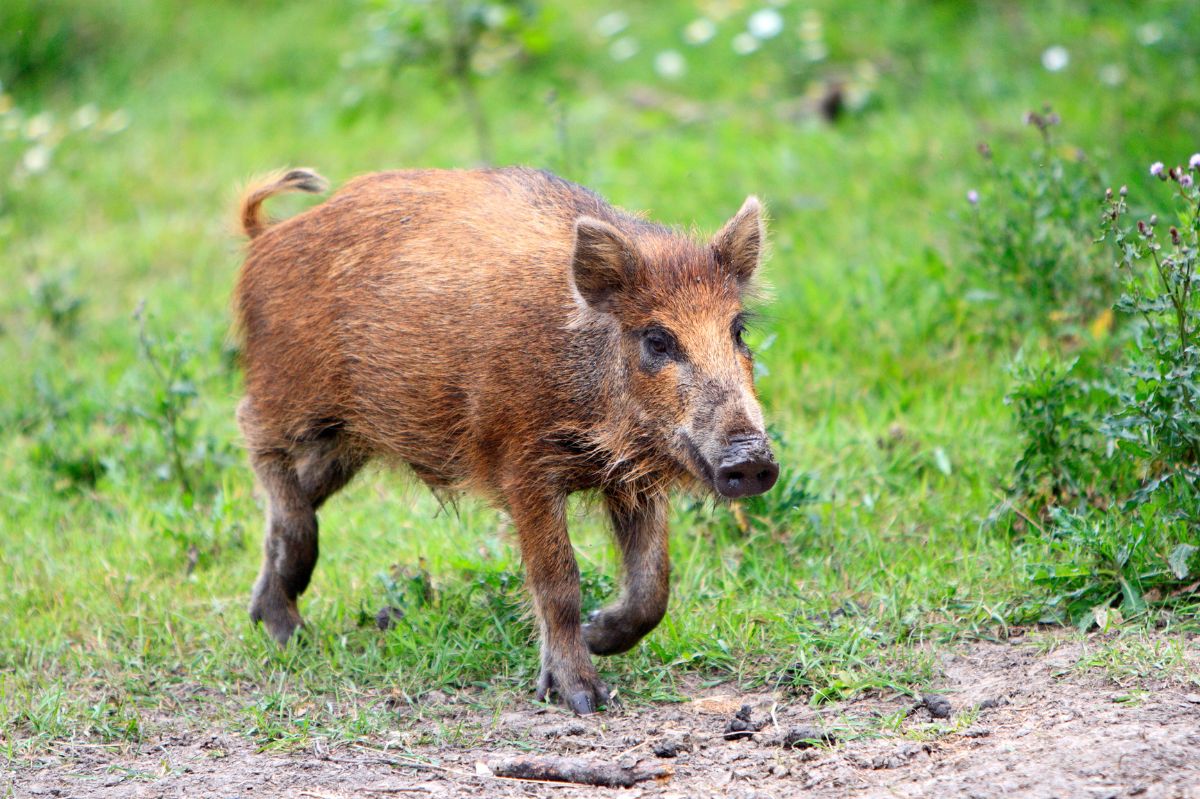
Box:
[1182,174,1195,188]
[1150,161,1165,177]
[966,189,980,205]
[1190,153,1200,170]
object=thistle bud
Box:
[1119,185,1128,196]
[1171,226,1182,246]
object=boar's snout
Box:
[714,434,779,498]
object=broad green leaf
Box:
[1168,543,1199,580]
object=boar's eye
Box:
[640,326,681,366]
[732,315,751,354]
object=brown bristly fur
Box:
[233,166,774,715]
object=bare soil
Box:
[10,632,1200,799]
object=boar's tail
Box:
[239,168,328,239]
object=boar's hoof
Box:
[583,608,661,656]
[535,666,611,716]
[249,592,304,646]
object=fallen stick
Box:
[484,756,671,788]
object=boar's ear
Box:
[712,196,766,285]
[571,216,638,312]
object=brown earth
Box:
[9,633,1200,799]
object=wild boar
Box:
[234,166,778,714]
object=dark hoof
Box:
[249,591,303,645]
[583,607,658,656]
[535,666,611,715]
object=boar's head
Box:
[570,197,778,499]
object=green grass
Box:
[3,0,1199,757]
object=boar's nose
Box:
[714,436,779,498]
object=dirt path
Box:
[10,633,1200,799]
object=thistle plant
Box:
[1101,158,1200,481]
[964,108,1116,330]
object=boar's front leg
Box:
[508,488,610,715]
[584,490,670,655]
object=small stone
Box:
[375,605,405,630]
[961,726,992,738]
[921,694,953,719]
[653,736,691,758]
[419,689,451,705]
[1184,694,1200,704]
[723,704,766,741]
[780,726,837,750]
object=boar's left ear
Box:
[712,196,766,285]
[571,216,639,313]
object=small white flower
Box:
[1098,64,1124,86]
[1041,46,1069,72]
[594,11,629,38]
[1136,22,1163,46]
[1150,161,1165,177]
[481,5,510,28]
[1189,153,1200,170]
[967,189,980,205]
[654,50,686,79]
[683,18,717,45]
[22,144,51,174]
[748,8,784,40]
[732,32,759,55]
[72,103,99,130]
[609,36,638,61]
[1181,174,1195,188]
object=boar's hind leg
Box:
[247,431,364,645]
[584,491,670,656]
[508,489,610,715]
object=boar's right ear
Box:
[571,216,638,313]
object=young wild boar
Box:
[234,166,778,714]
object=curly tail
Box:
[238,168,328,239]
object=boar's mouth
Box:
[677,431,719,493]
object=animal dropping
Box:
[233,166,779,714]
